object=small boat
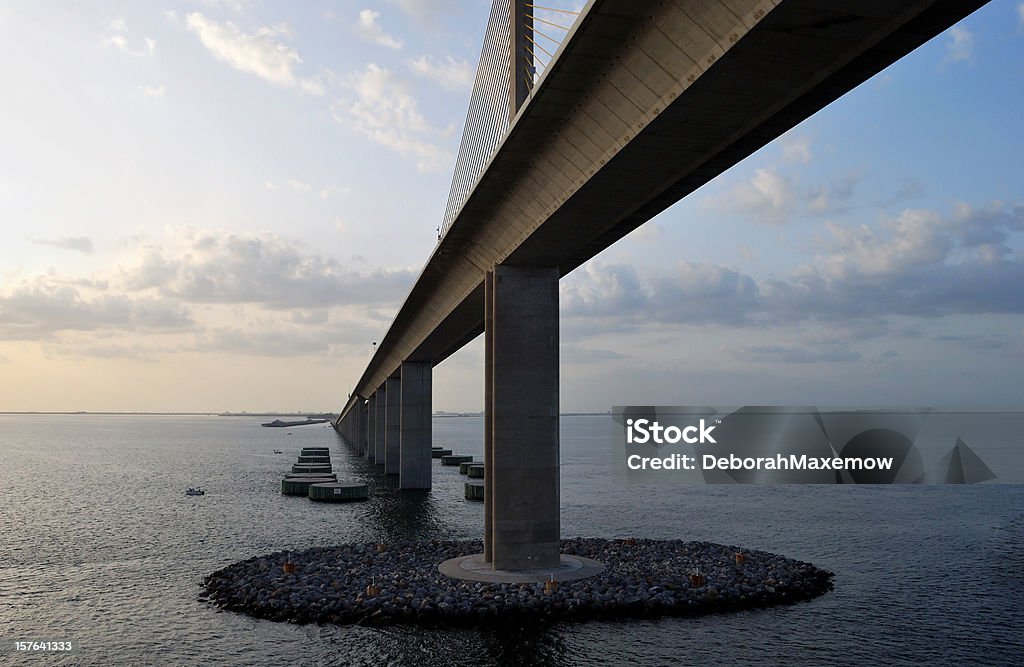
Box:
[273,450,283,454]
[185,487,205,496]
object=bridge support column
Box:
[400,361,432,489]
[486,265,560,570]
[360,400,369,456]
[375,383,386,465]
[483,271,494,561]
[341,410,352,448]
[366,394,376,460]
[384,376,401,475]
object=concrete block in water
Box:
[465,480,484,501]
[308,482,369,502]
[292,463,332,474]
[441,455,473,466]
[285,473,338,480]
[467,463,485,479]
[282,476,336,495]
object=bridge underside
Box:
[336,0,990,570]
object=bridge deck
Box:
[340,0,988,416]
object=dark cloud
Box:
[0,283,193,340]
[563,202,1024,345]
[122,231,416,308]
[45,343,164,361]
[728,343,862,364]
[29,236,94,254]
[562,261,759,326]
[876,178,925,208]
[931,334,1007,351]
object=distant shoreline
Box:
[4,410,1017,417]
[0,411,331,417]
[0,411,615,417]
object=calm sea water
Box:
[1,414,1022,666]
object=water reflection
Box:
[315,622,572,667]
[333,431,449,542]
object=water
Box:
[1,414,1022,665]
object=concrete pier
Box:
[399,361,432,489]
[360,401,369,456]
[351,402,362,455]
[384,376,401,475]
[483,269,494,561]
[374,383,386,465]
[366,394,377,462]
[487,265,560,570]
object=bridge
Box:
[334,0,989,573]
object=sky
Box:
[1,0,1023,413]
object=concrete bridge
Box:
[335,0,989,572]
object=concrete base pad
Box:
[438,553,604,583]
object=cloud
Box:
[334,63,453,171]
[102,19,156,57]
[944,26,974,63]
[773,203,1024,320]
[813,202,1024,281]
[727,342,862,364]
[877,179,924,208]
[2,229,423,360]
[194,323,371,357]
[706,167,796,224]
[1019,3,1024,28]
[139,84,166,97]
[291,310,329,325]
[560,344,627,364]
[562,201,1024,338]
[121,229,416,308]
[780,135,812,164]
[707,166,863,221]
[626,221,664,243]
[185,13,324,94]
[357,9,403,49]
[562,260,759,326]
[805,171,860,215]
[390,0,456,21]
[932,334,1006,351]
[408,55,473,92]
[197,0,253,11]
[319,184,352,199]
[28,236,94,254]
[287,179,312,192]
[0,282,193,341]
[46,342,166,361]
